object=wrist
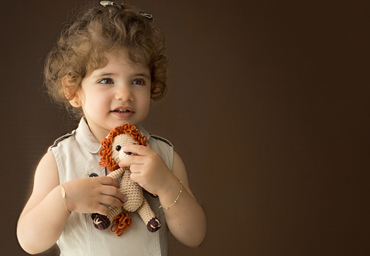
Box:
[159,180,183,210]
[60,182,75,214]
[157,176,184,209]
[156,174,179,198]
[60,185,71,214]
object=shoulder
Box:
[149,134,173,148]
[36,151,59,181]
[20,151,59,218]
[48,130,76,151]
[18,150,60,222]
[148,134,174,171]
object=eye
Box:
[132,78,146,86]
[98,78,114,84]
[115,145,121,151]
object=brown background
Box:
[1,0,369,255]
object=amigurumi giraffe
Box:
[92,123,161,236]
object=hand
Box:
[118,144,176,196]
[62,177,126,215]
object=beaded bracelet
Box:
[159,181,183,210]
[61,185,71,214]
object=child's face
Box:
[76,51,151,141]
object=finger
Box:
[129,171,141,183]
[100,186,126,203]
[122,144,150,156]
[119,155,145,168]
[95,204,109,216]
[98,176,119,187]
[99,195,125,209]
[128,163,143,174]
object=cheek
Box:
[79,91,91,109]
[142,92,151,111]
[83,90,107,106]
[79,91,104,114]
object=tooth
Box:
[115,109,130,113]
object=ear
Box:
[62,75,81,107]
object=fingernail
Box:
[123,195,128,202]
[118,162,122,167]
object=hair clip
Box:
[100,1,122,9]
[139,12,153,21]
[100,1,153,21]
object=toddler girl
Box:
[17,1,206,255]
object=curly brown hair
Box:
[44,1,168,118]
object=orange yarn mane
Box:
[99,124,147,172]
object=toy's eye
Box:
[116,145,121,151]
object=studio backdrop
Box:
[1,0,369,255]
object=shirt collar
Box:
[75,118,102,154]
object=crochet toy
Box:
[92,123,161,236]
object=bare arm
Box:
[17,151,68,254]
[17,151,126,254]
[157,152,207,247]
[120,145,207,247]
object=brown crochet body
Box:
[93,123,161,236]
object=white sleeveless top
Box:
[49,118,173,256]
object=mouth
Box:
[111,107,134,114]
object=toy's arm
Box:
[107,167,125,180]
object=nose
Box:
[119,149,126,160]
[119,150,133,160]
[115,84,133,102]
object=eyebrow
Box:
[96,73,114,78]
[135,73,151,79]
[92,72,151,79]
